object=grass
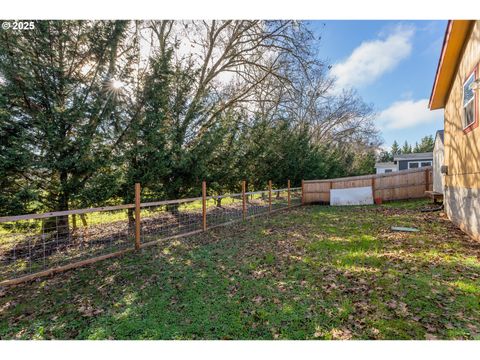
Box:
[0,199,479,339]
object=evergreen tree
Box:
[402,140,412,154]
[391,140,401,157]
[0,21,133,214]
[0,92,36,215]
[414,135,435,153]
[352,149,376,175]
[120,48,173,204]
[378,150,393,162]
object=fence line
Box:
[303,167,433,204]
[0,169,432,286]
[0,181,302,286]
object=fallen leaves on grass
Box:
[252,296,264,304]
[330,328,353,340]
[1,200,479,340]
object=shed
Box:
[393,152,433,171]
[374,162,397,174]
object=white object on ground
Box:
[391,226,419,232]
[330,186,374,206]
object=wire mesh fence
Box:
[246,190,270,217]
[139,199,204,245]
[0,208,134,282]
[290,187,302,206]
[206,193,244,227]
[0,181,302,284]
[271,189,288,211]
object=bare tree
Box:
[145,20,316,143]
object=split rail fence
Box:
[0,181,302,286]
[302,167,433,204]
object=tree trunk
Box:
[56,172,70,244]
[166,203,180,220]
[127,208,135,235]
[165,186,181,216]
[42,173,70,250]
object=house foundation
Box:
[444,186,480,240]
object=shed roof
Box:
[374,162,396,168]
[435,130,444,144]
[393,152,433,161]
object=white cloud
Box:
[377,99,443,130]
[330,25,415,90]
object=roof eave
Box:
[429,20,475,110]
[393,153,433,161]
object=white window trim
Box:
[408,161,432,169]
[463,71,476,129]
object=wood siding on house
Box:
[444,21,480,188]
[443,20,480,239]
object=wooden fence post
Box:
[329,181,333,204]
[242,180,247,220]
[202,181,207,231]
[425,168,429,192]
[301,180,305,205]
[268,180,272,212]
[287,179,291,207]
[134,183,141,250]
[371,176,376,200]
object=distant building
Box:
[374,162,397,174]
[433,130,445,194]
[393,152,433,171]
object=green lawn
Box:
[0,200,479,339]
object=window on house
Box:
[463,72,475,128]
[384,169,392,173]
[420,161,432,167]
[408,162,419,169]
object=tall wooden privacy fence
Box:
[0,180,302,286]
[302,167,433,204]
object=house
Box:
[393,152,433,170]
[429,20,480,240]
[433,130,445,194]
[374,162,397,174]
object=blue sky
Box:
[309,20,447,150]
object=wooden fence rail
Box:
[302,167,433,204]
